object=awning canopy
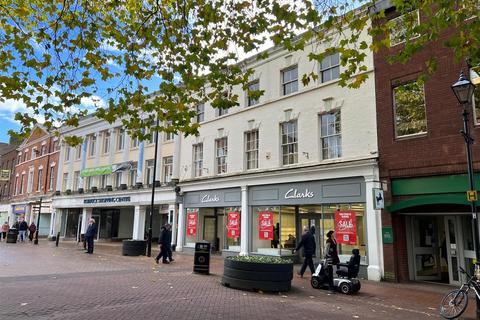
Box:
[80,165,113,177]
[387,194,469,212]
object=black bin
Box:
[6,228,18,243]
[193,241,211,275]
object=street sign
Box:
[373,188,384,209]
[467,190,478,202]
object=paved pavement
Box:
[0,240,475,319]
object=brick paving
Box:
[0,240,475,320]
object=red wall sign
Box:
[187,211,198,237]
[335,210,357,245]
[259,211,274,240]
[227,211,240,239]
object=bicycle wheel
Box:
[439,289,468,319]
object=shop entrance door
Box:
[300,217,322,261]
[411,216,442,281]
[203,216,217,251]
[445,216,461,285]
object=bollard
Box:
[55,232,60,247]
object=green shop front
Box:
[387,174,478,285]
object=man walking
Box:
[84,218,97,254]
[155,223,173,264]
[294,226,316,277]
[18,219,28,243]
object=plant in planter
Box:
[221,255,293,292]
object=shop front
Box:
[182,188,241,253]
[249,178,368,265]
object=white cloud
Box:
[0,98,27,113]
[80,96,106,113]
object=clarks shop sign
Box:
[201,194,220,203]
[84,197,131,204]
[284,188,315,199]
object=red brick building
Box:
[0,146,18,201]
[372,1,480,285]
[10,125,60,236]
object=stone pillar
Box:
[55,140,65,192]
[169,204,177,245]
[365,176,383,281]
[176,203,184,251]
[240,186,249,256]
[81,207,93,234]
[132,205,146,240]
[78,137,88,190]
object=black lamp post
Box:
[34,197,42,245]
[452,71,479,318]
[147,117,159,257]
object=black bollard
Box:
[55,232,60,247]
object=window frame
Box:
[196,104,205,123]
[192,143,203,177]
[281,65,299,96]
[244,129,259,170]
[246,80,260,107]
[280,120,298,165]
[215,137,228,174]
[392,80,428,138]
[320,110,342,160]
[320,53,340,83]
[163,156,173,183]
[389,9,420,47]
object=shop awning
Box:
[387,194,470,212]
[80,165,113,177]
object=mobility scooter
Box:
[311,249,361,294]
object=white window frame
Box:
[389,9,420,47]
[73,171,79,191]
[163,156,173,183]
[281,120,298,165]
[75,145,81,160]
[215,137,228,174]
[103,131,110,154]
[88,135,96,157]
[64,146,71,162]
[320,53,340,83]
[37,168,43,191]
[246,80,260,107]
[245,130,259,170]
[62,172,69,192]
[320,111,342,160]
[117,128,125,151]
[193,143,203,177]
[145,159,155,185]
[196,104,205,123]
[49,166,55,191]
[281,65,298,96]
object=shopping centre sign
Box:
[84,196,131,204]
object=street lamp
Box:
[147,117,160,257]
[452,71,479,318]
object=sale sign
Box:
[187,210,198,236]
[227,211,240,238]
[259,211,274,240]
[335,210,357,245]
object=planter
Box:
[221,256,293,292]
[122,240,146,256]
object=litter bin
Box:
[193,241,210,274]
[6,228,18,243]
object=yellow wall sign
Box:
[467,190,478,202]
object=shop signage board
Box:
[13,205,26,215]
[0,169,10,181]
[382,227,394,244]
[187,210,198,236]
[372,188,384,209]
[335,210,357,245]
[227,211,240,238]
[84,196,130,204]
[80,165,113,177]
[259,211,274,240]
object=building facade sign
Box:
[12,204,26,215]
[183,188,241,207]
[84,196,131,204]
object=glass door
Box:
[412,216,441,281]
[300,217,321,262]
[445,215,472,286]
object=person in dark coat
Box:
[28,222,37,241]
[18,219,28,242]
[294,226,316,277]
[155,224,173,264]
[324,230,340,293]
[84,218,97,254]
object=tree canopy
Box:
[0,0,478,144]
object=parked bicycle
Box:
[439,266,479,319]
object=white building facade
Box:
[177,31,384,280]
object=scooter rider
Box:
[324,230,340,293]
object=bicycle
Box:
[439,266,479,319]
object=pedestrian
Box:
[324,230,340,293]
[293,225,316,278]
[271,223,280,248]
[155,223,173,264]
[84,218,97,254]
[28,222,37,242]
[18,219,28,242]
[1,221,9,241]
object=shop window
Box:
[320,53,340,83]
[393,80,427,137]
[281,66,298,95]
[223,207,241,251]
[193,143,203,177]
[185,208,199,246]
[281,120,298,165]
[389,10,420,47]
[320,111,342,159]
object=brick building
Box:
[10,125,59,236]
[372,1,480,284]
[0,144,20,222]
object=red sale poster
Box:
[335,210,357,245]
[187,210,198,236]
[227,211,240,239]
[259,211,274,240]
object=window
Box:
[53,140,59,151]
[281,120,298,165]
[128,162,138,187]
[148,127,157,144]
[37,168,43,191]
[145,159,155,185]
[27,169,34,193]
[41,144,47,156]
[73,171,79,191]
[49,167,55,191]
[216,107,228,117]
[116,128,125,151]
[85,176,92,190]
[389,10,420,47]
[17,154,21,164]
[320,111,342,159]
[163,156,173,183]
[196,104,205,123]
[103,131,110,154]
[19,174,25,194]
[14,176,18,195]
[472,67,480,123]
[65,146,71,161]
[88,135,97,157]
[247,80,260,107]
[281,66,298,95]
[100,174,108,189]
[320,53,340,83]
[75,145,81,160]
[393,80,427,137]
[131,136,139,148]
[164,121,175,141]
[31,148,37,160]
[114,172,122,188]
[215,137,228,174]
[62,173,69,192]
[245,130,259,170]
[193,143,203,177]
[23,152,27,162]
